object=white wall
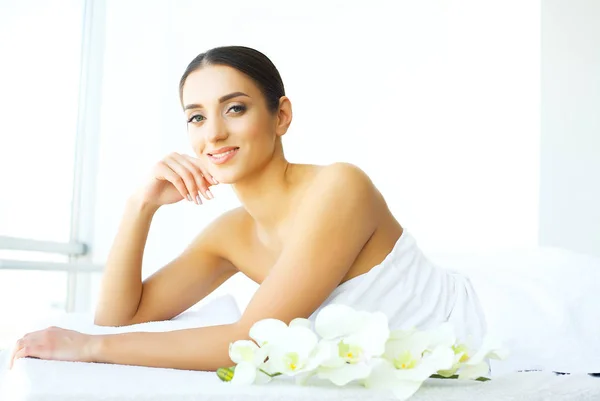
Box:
[89,0,540,311]
[539,0,600,257]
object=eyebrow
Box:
[184,92,250,111]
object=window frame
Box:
[0,0,106,313]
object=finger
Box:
[183,154,219,185]
[164,155,201,204]
[155,162,189,201]
[11,344,30,368]
[175,155,213,201]
[9,339,22,369]
[171,153,208,202]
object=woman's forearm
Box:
[90,323,246,371]
[94,195,159,326]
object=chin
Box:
[211,156,264,184]
[211,169,240,185]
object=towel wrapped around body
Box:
[309,229,488,347]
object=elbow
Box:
[93,313,134,327]
[230,320,253,341]
[93,317,118,327]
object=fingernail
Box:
[187,194,192,202]
[212,177,219,184]
[196,194,202,204]
[206,190,214,199]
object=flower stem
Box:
[259,369,282,378]
[430,374,490,382]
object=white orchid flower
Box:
[313,304,390,386]
[365,346,455,401]
[435,342,472,378]
[227,317,322,384]
[434,333,508,380]
[248,317,330,378]
[227,340,270,385]
[248,318,289,347]
[248,317,314,346]
[384,322,456,370]
[362,323,456,399]
[265,326,330,376]
[456,335,509,380]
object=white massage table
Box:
[2,348,600,401]
[3,243,600,401]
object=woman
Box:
[9,46,486,371]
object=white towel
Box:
[309,230,487,348]
[2,294,600,400]
[1,350,599,401]
[0,295,241,398]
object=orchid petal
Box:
[319,362,372,386]
[254,370,273,385]
[344,311,390,357]
[295,371,316,386]
[253,344,269,367]
[266,327,320,376]
[363,359,398,389]
[314,304,367,340]
[269,326,318,358]
[230,361,257,385]
[465,335,509,365]
[249,319,288,346]
[384,332,429,364]
[422,322,456,349]
[459,361,490,380]
[260,355,277,376]
[303,340,333,372]
[394,346,454,382]
[318,340,346,368]
[365,359,427,400]
[389,327,418,341]
[436,366,460,377]
[229,340,259,364]
[289,318,312,330]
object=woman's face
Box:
[182,65,282,184]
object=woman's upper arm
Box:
[128,210,241,325]
[237,163,379,331]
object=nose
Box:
[205,116,228,144]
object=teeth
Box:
[212,149,237,158]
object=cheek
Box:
[188,128,205,151]
[231,115,271,142]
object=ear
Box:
[274,96,293,137]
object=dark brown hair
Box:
[179,46,285,113]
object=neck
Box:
[232,145,294,233]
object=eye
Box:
[227,105,246,114]
[187,114,205,123]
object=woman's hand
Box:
[135,152,219,207]
[9,326,99,369]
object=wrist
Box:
[127,192,160,216]
[86,334,108,363]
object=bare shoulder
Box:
[315,162,373,183]
[236,163,384,328]
[305,162,380,205]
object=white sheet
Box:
[1,294,600,400]
[2,351,599,401]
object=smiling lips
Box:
[207,147,239,165]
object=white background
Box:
[539,0,600,257]
[0,0,598,334]
[88,0,541,310]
